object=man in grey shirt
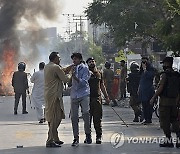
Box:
[70,53,91,147]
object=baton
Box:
[102,95,128,127]
[110,106,128,127]
[27,91,35,109]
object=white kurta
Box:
[31,70,45,121]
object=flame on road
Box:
[0,41,16,95]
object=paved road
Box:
[0,96,179,154]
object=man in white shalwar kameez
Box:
[31,62,45,123]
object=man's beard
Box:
[89,64,95,70]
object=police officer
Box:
[127,62,143,122]
[12,62,29,115]
[150,57,180,148]
[86,57,110,144]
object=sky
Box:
[50,0,93,36]
[59,0,93,36]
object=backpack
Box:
[161,71,180,98]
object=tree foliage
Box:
[52,35,105,66]
[85,0,180,56]
[88,43,105,66]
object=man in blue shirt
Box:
[138,57,155,125]
[70,53,91,147]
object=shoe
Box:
[133,114,139,122]
[159,142,174,148]
[142,121,152,125]
[133,118,139,122]
[103,102,109,105]
[71,139,79,147]
[96,137,102,144]
[55,140,64,145]
[14,111,17,115]
[22,111,28,114]
[39,119,44,124]
[46,141,61,148]
[84,134,92,144]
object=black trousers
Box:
[14,92,27,112]
[89,97,102,137]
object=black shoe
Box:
[133,118,139,122]
[159,142,174,148]
[142,121,152,125]
[103,102,109,105]
[39,119,44,124]
[71,139,79,147]
[55,140,64,145]
[96,137,102,144]
[14,111,17,115]
[22,111,28,114]
[46,141,61,148]
[84,134,92,144]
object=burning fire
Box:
[0,41,16,95]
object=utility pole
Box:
[69,21,78,52]
[62,14,75,41]
[73,15,87,54]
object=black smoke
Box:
[0,0,60,61]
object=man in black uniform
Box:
[12,62,29,115]
[86,57,110,144]
[127,62,142,122]
[150,57,180,148]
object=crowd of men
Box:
[11,52,180,148]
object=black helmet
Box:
[105,61,111,69]
[130,62,139,72]
[18,62,26,71]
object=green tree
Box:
[52,34,105,65]
[88,43,105,66]
[85,0,180,56]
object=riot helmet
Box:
[105,61,111,69]
[130,62,139,72]
[18,62,26,71]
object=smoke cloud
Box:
[0,0,61,64]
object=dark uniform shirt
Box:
[88,70,103,98]
[12,71,28,93]
[159,69,178,106]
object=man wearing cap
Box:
[86,57,110,144]
[150,57,180,148]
